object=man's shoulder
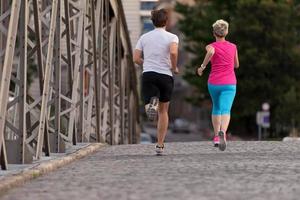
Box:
[165,31,179,44]
[164,31,178,38]
[140,30,155,39]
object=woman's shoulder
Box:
[205,43,216,52]
[206,42,217,50]
[226,41,237,47]
[207,41,236,48]
[208,41,217,46]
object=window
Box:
[140,2,157,10]
[141,16,154,34]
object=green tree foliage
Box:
[176,0,300,136]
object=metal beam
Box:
[0,0,22,169]
[91,0,101,143]
[36,0,58,159]
[0,0,140,170]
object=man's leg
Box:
[145,97,159,121]
[157,102,169,146]
[155,73,173,154]
[142,72,159,121]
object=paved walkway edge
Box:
[0,143,105,195]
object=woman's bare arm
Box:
[234,49,239,69]
[197,45,215,76]
[202,45,215,66]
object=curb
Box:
[0,143,105,195]
[282,137,300,142]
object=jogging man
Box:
[133,8,179,155]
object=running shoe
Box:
[218,131,227,151]
[146,97,159,121]
[213,135,219,147]
[155,144,164,155]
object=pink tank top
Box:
[208,41,237,85]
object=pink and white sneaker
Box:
[213,135,219,147]
[218,131,227,151]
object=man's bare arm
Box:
[133,49,143,65]
[170,42,179,74]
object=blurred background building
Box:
[122,0,141,50]
[123,0,159,49]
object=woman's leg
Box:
[219,85,236,133]
[212,115,222,136]
[208,84,222,136]
[220,115,231,133]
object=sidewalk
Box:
[0,143,104,195]
[1,141,300,200]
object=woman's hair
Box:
[151,9,168,28]
[212,19,229,37]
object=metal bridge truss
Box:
[0,0,140,170]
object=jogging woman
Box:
[197,19,239,151]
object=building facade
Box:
[122,0,159,50]
[140,0,159,34]
[122,0,141,50]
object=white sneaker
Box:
[155,144,164,155]
[146,97,159,121]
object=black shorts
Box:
[142,72,174,104]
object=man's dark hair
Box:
[151,9,168,28]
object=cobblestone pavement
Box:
[144,125,203,143]
[2,141,300,200]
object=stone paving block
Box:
[1,141,300,200]
[0,143,104,196]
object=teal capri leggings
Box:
[208,84,236,115]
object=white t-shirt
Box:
[135,28,179,77]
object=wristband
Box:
[200,64,206,70]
